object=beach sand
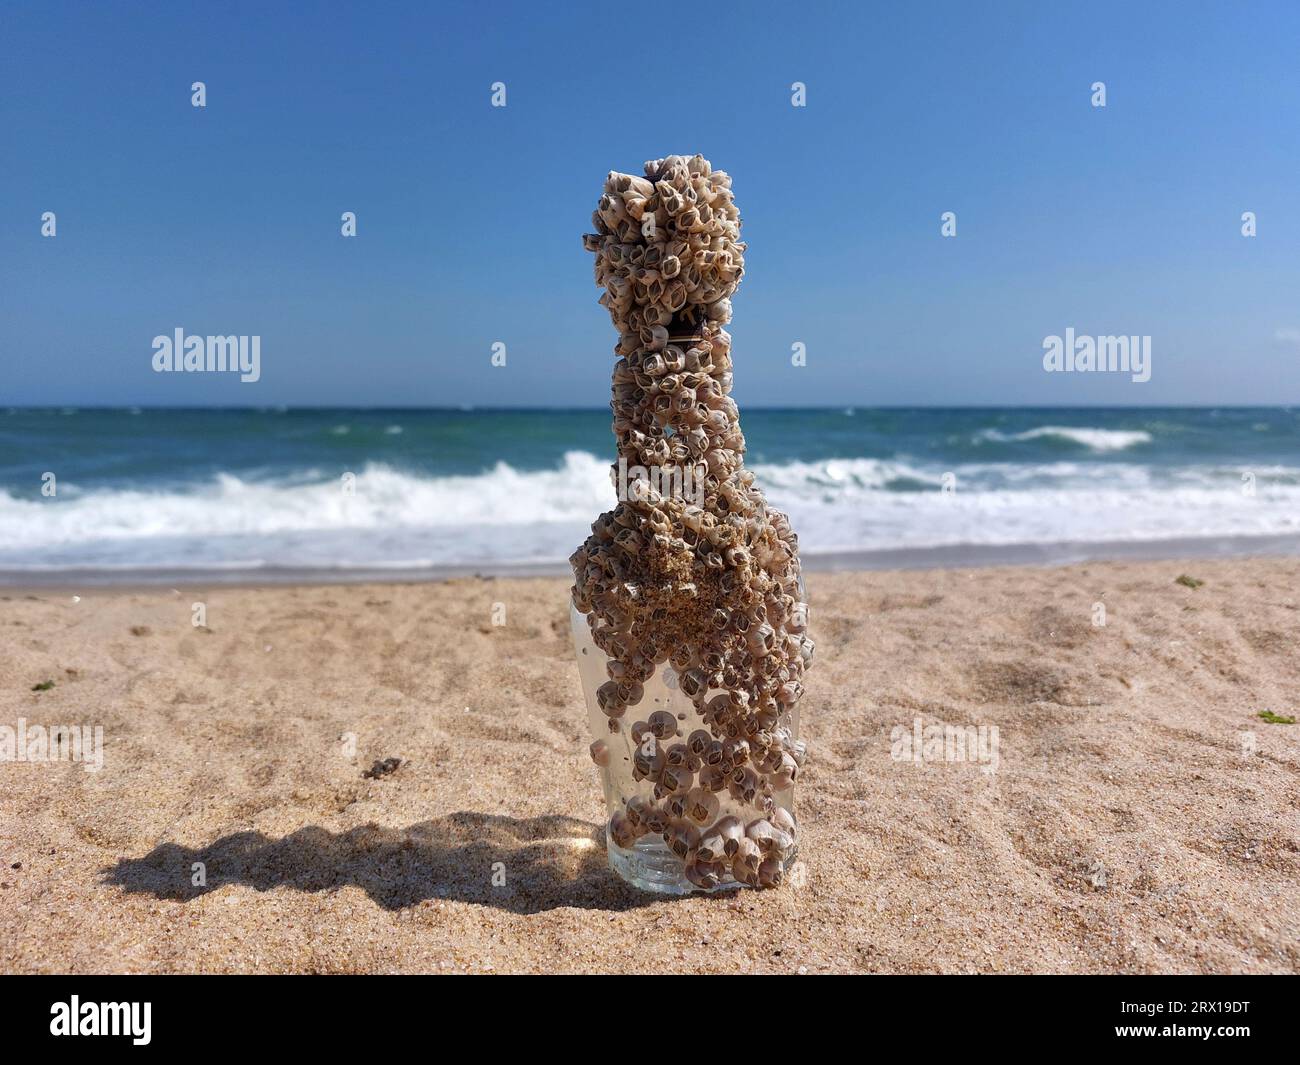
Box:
[0,558,1296,974]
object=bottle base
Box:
[606,828,799,895]
[605,831,738,895]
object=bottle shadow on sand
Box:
[101,812,662,914]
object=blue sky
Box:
[2,0,1298,407]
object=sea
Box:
[1,406,1297,584]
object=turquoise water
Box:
[1,407,1297,579]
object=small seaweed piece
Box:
[1257,710,1295,725]
[362,756,404,779]
[1174,574,1204,589]
[30,680,54,692]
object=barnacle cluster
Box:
[571,155,813,890]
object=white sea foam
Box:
[975,426,1153,451]
[0,453,612,550]
[1,452,1297,572]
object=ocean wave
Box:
[975,426,1153,451]
[2,452,1299,569]
[749,457,946,492]
[0,453,613,550]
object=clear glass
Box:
[572,601,798,895]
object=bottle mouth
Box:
[667,306,706,340]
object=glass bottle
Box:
[573,599,799,894]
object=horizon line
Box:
[5,403,1297,413]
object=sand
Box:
[0,558,1296,974]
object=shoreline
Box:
[2,532,1299,589]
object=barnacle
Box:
[574,155,812,889]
